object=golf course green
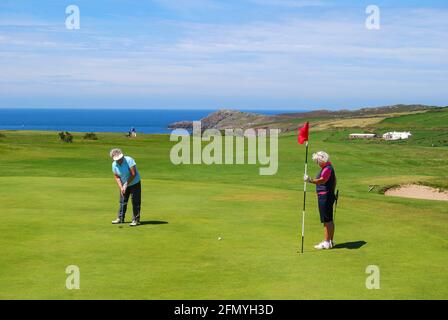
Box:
[0,110,447,299]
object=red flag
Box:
[298,122,309,144]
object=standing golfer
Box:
[110,149,141,226]
[304,151,337,250]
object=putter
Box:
[334,189,339,222]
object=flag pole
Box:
[301,141,309,254]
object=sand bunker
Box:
[385,184,448,201]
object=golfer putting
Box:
[110,149,141,226]
[304,151,337,250]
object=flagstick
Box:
[301,141,309,254]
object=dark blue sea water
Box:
[0,109,301,134]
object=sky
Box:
[0,0,447,110]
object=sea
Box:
[0,108,301,134]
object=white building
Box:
[349,133,377,139]
[382,131,412,141]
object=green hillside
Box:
[376,107,448,129]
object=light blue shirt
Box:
[112,156,141,186]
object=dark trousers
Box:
[118,182,141,222]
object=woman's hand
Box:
[121,182,128,195]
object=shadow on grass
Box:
[333,241,367,250]
[139,221,169,226]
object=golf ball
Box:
[218,237,223,241]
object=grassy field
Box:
[0,118,447,299]
[376,108,448,129]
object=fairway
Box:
[0,128,447,300]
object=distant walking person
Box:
[110,149,141,226]
[304,151,337,250]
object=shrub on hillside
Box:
[83,132,98,140]
[59,131,73,143]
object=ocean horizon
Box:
[0,108,308,134]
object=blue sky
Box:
[0,0,447,110]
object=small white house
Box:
[349,133,377,139]
[383,131,412,141]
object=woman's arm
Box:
[306,167,331,185]
[114,174,124,194]
[305,173,329,185]
[126,166,137,186]
[309,177,326,185]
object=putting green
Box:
[0,130,447,299]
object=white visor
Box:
[113,153,124,161]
